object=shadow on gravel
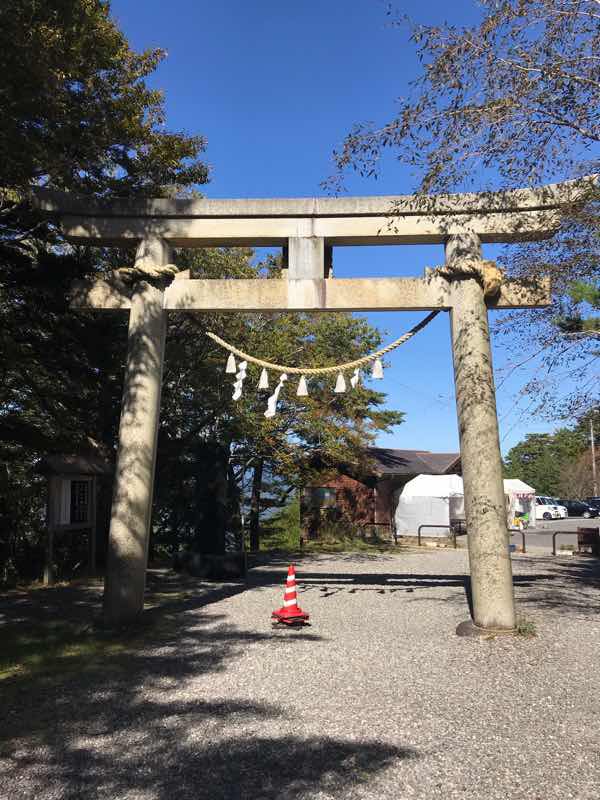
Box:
[250,569,469,590]
[0,575,374,799]
[512,556,600,616]
[1,725,415,799]
[0,569,244,629]
[0,570,323,693]
[250,568,552,594]
[248,550,402,570]
[0,575,413,798]
[252,569,560,624]
[0,582,104,627]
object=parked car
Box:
[548,497,568,518]
[535,496,562,520]
[558,499,599,519]
[585,497,600,509]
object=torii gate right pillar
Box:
[447,233,516,631]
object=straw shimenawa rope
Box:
[206,310,440,375]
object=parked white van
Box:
[548,497,568,518]
[535,496,562,520]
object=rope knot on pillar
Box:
[438,233,504,304]
[436,257,503,303]
[111,263,180,288]
[111,237,180,289]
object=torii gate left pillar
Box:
[103,238,172,625]
[34,183,570,631]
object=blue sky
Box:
[111,0,559,455]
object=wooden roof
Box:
[367,448,461,477]
[39,453,113,476]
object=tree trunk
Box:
[193,441,228,555]
[227,461,242,551]
[249,459,264,552]
[212,447,228,555]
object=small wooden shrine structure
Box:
[40,452,113,584]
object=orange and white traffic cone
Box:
[271,564,310,625]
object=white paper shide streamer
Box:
[225,353,237,374]
[264,373,288,417]
[350,368,360,388]
[258,368,269,390]
[372,358,384,379]
[296,375,308,396]
[232,361,248,401]
[334,372,346,393]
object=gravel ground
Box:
[1,549,599,800]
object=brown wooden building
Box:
[301,448,461,539]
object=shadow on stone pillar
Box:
[103,238,172,627]
[447,233,516,634]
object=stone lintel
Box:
[34,175,597,219]
[56,209,560,246]
[162,276,551,312]
[70,274,551,313]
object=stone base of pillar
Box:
[456,619,516,638]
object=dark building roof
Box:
[38,453,114,476]
[367,448,460,477]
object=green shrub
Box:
[259,498,301,551]
[515,616,537,638]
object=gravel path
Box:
[1,549,599,800]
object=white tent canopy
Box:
[503,478,536,526]
[503,478,535,495]
[393,475,536,536]
[394,474,466,536]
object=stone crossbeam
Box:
[72,274,551,312]
[49,210,560,246]
[33,176,599,247]
[35,175,594,217]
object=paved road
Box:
[510,516,599,552]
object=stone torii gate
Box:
[37,180,582,632]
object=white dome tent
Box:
[393,475,537,536]
[394,474,465,537]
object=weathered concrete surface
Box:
[287,236,325,279]
[164,274,551,312]
[51,180,561,636]
[103,239,171,626]
[72,272,550,313]
[34,176,600,245]
[34,174,596,217]
[49,209,560,246]
[447,234,516,631]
